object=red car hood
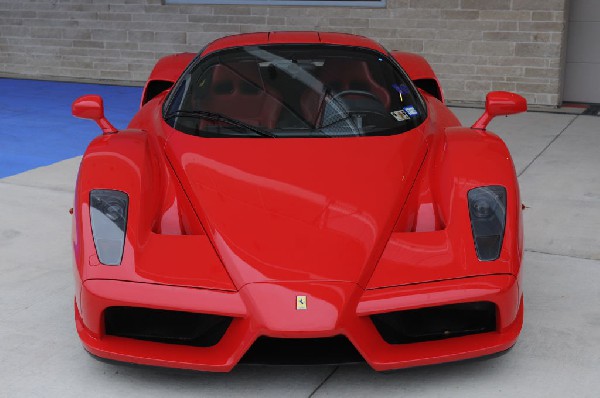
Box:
[165,128,427,289]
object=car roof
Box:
[201,31,387,56]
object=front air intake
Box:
[240,336,364,365]
[371,301,496,344]
[104,307,232,347]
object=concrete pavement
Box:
[1,108,599,397]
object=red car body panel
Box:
[202,31,386,56]
[390,51,445,103]
[141,52,195,106]
[72,32,524,372]
[164,124,427,288]
[145,52,195,84]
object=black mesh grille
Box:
[104,307,232,347]
[240,336,364,365]
[371,301,497,344]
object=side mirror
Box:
[72,95,117,134]
[471,91,527,130]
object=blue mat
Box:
[0,78,142,178]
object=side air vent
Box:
[104,307,232,347]
[371,301,496,344]
[414,78,443,102]
[142,80,173,105]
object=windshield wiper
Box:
[165,110,276,138]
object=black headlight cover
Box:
[89,189,128,265]
[468,186,507,261]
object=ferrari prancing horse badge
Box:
[296,295,307,310]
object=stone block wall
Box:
[0,0,569,105]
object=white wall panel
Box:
[564,0,600,102]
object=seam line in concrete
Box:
[517,114,579,177]
[524,248,598,262]
[0,180,75,194]
[308,366,339,398]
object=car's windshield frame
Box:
[163,43,428,138]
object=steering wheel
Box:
[319,89,389,132]
[329,90,388,117]
[331,89,379,102]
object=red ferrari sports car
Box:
[71,31,526,372]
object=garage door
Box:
[563,0,600,103]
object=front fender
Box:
[367,126,523,289]
[72,130,236,309]
[437,126,523,275]
[73,130,163,281]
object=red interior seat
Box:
[198,63,282,129]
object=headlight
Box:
[468,186,506,261]
[90,189,128,265]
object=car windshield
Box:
[164,45,426,138]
